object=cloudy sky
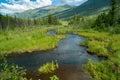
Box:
[0,0,87,14]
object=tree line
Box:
[69,0,120,33]
[91,0,120,33]
[0,14,60,30]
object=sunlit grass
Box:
[38,61,59,74]
[0,26,65,56]
[79,29,120,80]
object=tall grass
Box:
[79,30,120,80]
[0,26,65,56]
[38,61,59,74]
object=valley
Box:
[0,0,120,80]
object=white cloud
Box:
[0,0,52,14]
[0,0,87,14]
[58,0,87,5]
[59,0,86,3]
[59,0,84,2]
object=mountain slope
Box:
[15,5,74,18]
[15,0,111,19]
[53,0,111,18]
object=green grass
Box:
[50,75,59,80]
[78,30,120,80]
[0,26,65,56]
[0,25,120,80]
[38,61,59,74]
[55,27,120,79]
[87,60,119,80]
[87,40,108,57]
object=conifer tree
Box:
[48,14,52,24]
[0,14,2,29]
[109,0,117,27]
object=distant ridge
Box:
[15,5,74,19]
[53,0,111,18]
[15,0,111,19]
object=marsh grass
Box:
[38,61,59,74]
[0,26,65,56]
[79,30,120,80]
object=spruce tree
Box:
[0,14,2,29]
[109,0,117,27]
[48,14,52,24]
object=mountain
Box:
[15,5,75,19]
[15,0,111,19]
[53,0,111,18]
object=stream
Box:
[7,31,103,69]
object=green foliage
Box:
[0,13,62,30]
[111,25,120,34]
[68,15,96,29]
[87,60,118,80]
[87,57,120,80]
[38,61,59,74]
[50,75,59,80]
[0,60,29,80]
[109,0,117,26]
[69,14,80,25]
[87,40,108,57]
[0,26,65,56]
[80,30,120,80]
[36,14,120,80]
[47,14,60,25]
[92,0,119,31]
[92,13,111,31]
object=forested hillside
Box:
[15,5,74,19]
[54,0,111,18]
[15,0,111,19]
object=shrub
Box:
[50,75,59,80]
[0,60,29,80]
[87,60,118,80]
[38,61,59,74]
[111,25,120,34]
[87,40,108,57]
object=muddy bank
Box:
[26,65,93,80]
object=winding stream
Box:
[7,31,103,69]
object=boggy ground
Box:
[26,65,93,80]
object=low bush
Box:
[0,60,30,80]
[87,60,119,80]
[50,75,59,80]
[38,61,59,74]
[87,40,108,57]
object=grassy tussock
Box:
[38,61,59,74]
[79,30,120,80]
[0,26,65,56]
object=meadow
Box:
[0,26,65,56]
[78,30,120,80]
